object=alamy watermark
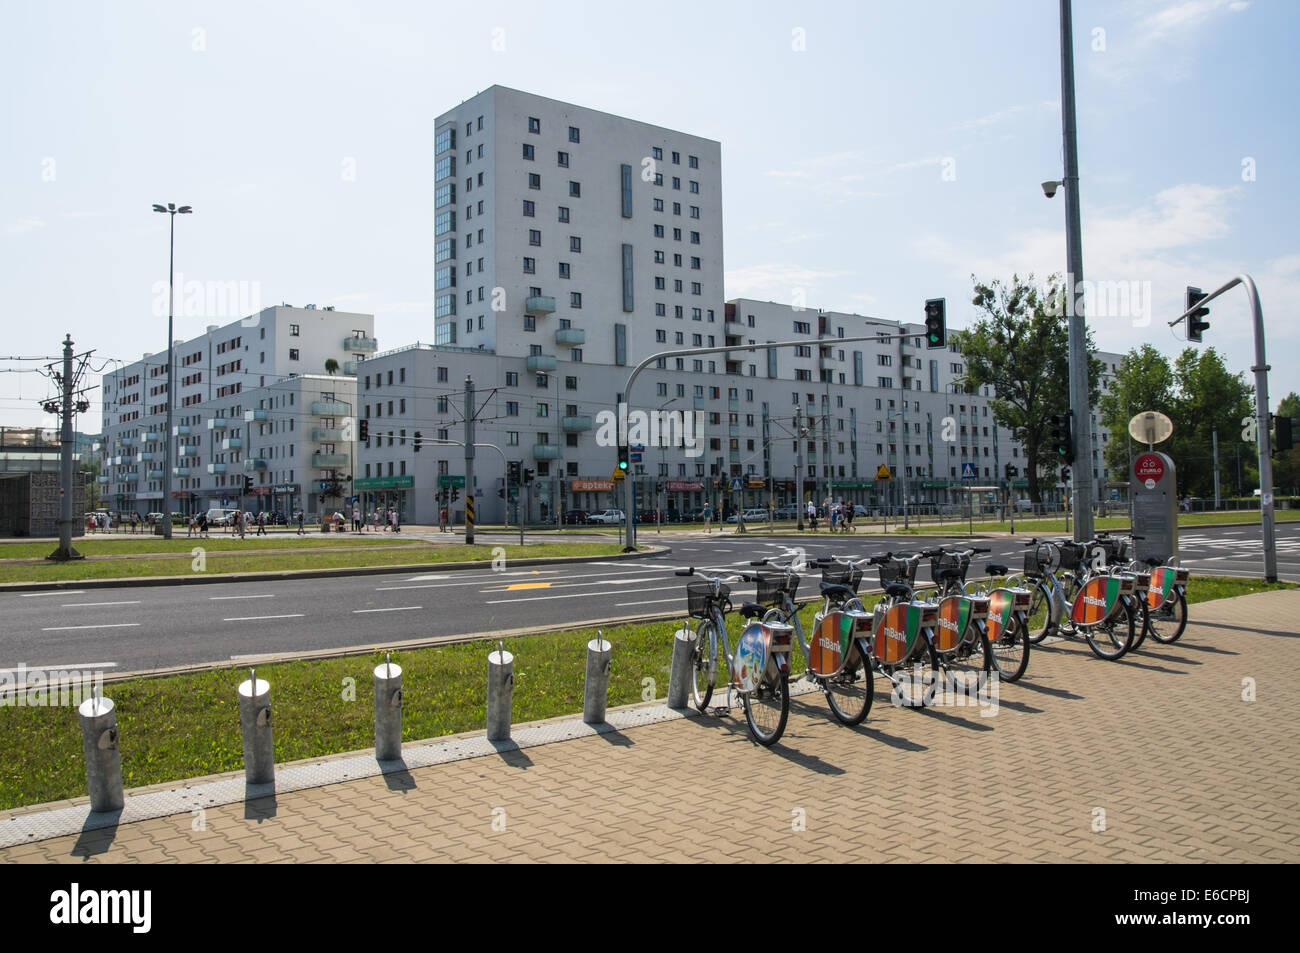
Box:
[595,401,706,458]
[151,271,263,320]
[1045,274,1153,327]
[1,664,106,707]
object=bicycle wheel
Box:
[824,643,874,726]
[1023,580,1053,644]
[743,669,790,745]
[1130,595,1151,650]
[888,634,940,708]
[988,613,1031,682]
[940,625,992,698]
[1083,596,1136,660]
[1146,591,1189,644]
[690,621,717,711]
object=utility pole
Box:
[46,335,82,561]
[1059,0,1095,541]
[794,402,805,531]
[464,375,475,545]
[1212,424,1221,510]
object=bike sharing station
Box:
[1128,411,1179,565]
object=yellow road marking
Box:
[505,582,553,591]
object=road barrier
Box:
[237,670,275,784]
[667,628,695,709]
[583,632,611,724]
[486,643,513,741]
[374,654,403,761]
[78,692,124,813]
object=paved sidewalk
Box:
[4,589,1299,863]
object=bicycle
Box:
[929,547,1032,683]
[675,567,795,746]
[748,553,875,726]
[1099,533,1191,646]
[1013,539,1137,660]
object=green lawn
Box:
[0,574,1286,810]
[0,535,420,560]
[0,542,631,585]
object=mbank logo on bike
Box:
[1084,595,1107,609]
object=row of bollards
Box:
[76,634,618,813]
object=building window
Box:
[506,401,519,416]
[528,172,541,189]
[506,371,519,386]
[653,224,664,238]
[569,181,581,197]
[689,181,700,193]
[558,262,570,279]
[570,292,582,308]
[654,250,665,264]
[557,151,569,167]
[558,206,570,223]
[523,257,535,274]
[571,348,583,362]
[529,229,541,246]
[690,231,700,244]
[289,349,299,361]
[565,376,578,390]
[289,324,300,336]
[522,143,534,160]
[524,315,536,331]
[568,126,580,143]
[507,431,519,446]
[536,403,549,418]
[528,116,540,133]
[523,200,535,217]
[437,366,448,382]
[570,236,581,252]
[689,155,699,168]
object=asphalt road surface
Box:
[3,521,1296,676]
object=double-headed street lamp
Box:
[152,202,192,539]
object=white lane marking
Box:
[222,614,305,622]
[0,662,117,673]
[21,591,86,598]
[485,585,680,605]
[210,594,276,601]
[41,623,140,632]
[353,606,422,614]
[61,601,142,608]
[378,566,678,592]
[615,597,684,607]
[405,574,450,581]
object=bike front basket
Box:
[930,552,970,585]
[756,571,799,604]
[686,580,729,618]
[878,558,918,589]
[1057,541,1084,572]
[821,565,862,592]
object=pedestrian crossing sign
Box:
[876,464,892,481]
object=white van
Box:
[204,507,238,526]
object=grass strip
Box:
[0,575,1289,810]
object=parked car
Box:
[663,508,682,523]
[773,503,800,520]
[587,509,626,525]
[726,508,770,523]
[145,512,166,525]
[1013,498,1036,512]
[685,506,710,522]
[205,507,238,527]
[562,509,589,525]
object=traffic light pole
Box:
[1168,273,1275,581]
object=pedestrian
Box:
[296,510,305,536]
[703,502,712,534]
[844,503,856,533]
[257,511,266,536]
[392,509,400,533]
[186,514,194,538]
[373,509,381,533]
[439,505,449,532]
[198,512,209,539]
[807,499,817,531]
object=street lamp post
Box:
[657,396,678,534]
[152,203,191,539]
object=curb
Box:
[0,544,670,594]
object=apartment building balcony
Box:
[138,452,156,462]
[96,475,110,484]
[728,425,740,438]
[142,431,161,442]
[343,361,360,375]
[244,409,267,422]
[178,445,198,457]
[525,354,557,373]
[531,445,561,461]
[171,467,190,477]
[146,469,165,480]
[555,327,585,346]
[207,417,228,430]
[120,471,138,481]
[119,437,135,447]
[525,295,556,316]
[729,450,741,463]
[207,463,227,474]
[244,459,267,471]
[311,400,350,416]
[725,360,743,376]
[311,427,344,442]
[312,452,349,468]
[221,438,243,451]
[343,336,378,352]
[172,425,191,436]
[561,415,593,432]
[728,398,739,412]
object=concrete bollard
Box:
[582,631,612,724]
[237,669,275,785]
[78,692,124,813]
[667,627,696,709]
[374,653,403,761]
[486,642,513,742]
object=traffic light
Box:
[451,488,460,502]
[243,476,254,493]
[522,467,535,485]
[1005,463,1018,479]
[498,487,506,499]
[924,298,947,349]
[617,443,629,473]
[1050,413,1075,464]
[1276,416,1294,453]
[359,419,369,443]
[413,431,422,452]
[1186,287,1210,343]
[508,461,521,484]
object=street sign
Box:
[731,478,743,492]
[437,475,467,488]
[875,464,892,481]
[1128,411,1174,446]
[961,462,977,480]
[1134,453,1165,490]
[611,469,625,482]
[222,497,229,506]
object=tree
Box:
[956,273,1104,503]
[1170,348,1253,498]
[1097,344,1177,478]
[324,358,339,376]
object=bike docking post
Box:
[374,652,403,761]
[583,630,612,724]
[78,687,124,813]
[237,668,275,785]
[486,641,513,742]
[667,626,695,708]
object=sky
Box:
[1,0,1296,430]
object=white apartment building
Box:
[431,86,724,366]
[98,306,375,518]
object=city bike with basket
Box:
[675,567,795,746]
[927,546,1032,682]
[1013,539,1137,660]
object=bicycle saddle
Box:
[740,601,766,619]
[884,583,912,600]
[1143,556,1161,567]
[986,563,1009,576]
[819,582,857,602]
[936,566,963,579]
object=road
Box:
[3,521,1296,677]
